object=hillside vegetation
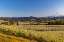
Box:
[0,33,35,42]
[0,25,64,42]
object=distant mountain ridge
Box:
[0,12,64,21]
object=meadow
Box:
[0,33,35,42]
[0,25,64,42]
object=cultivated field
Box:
[0,25,64,42]
[2,25,64,31]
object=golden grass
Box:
[0,33,36,42]
[0,25,64,42]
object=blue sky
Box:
[0,0,64,17]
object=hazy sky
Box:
[0,0,64,17]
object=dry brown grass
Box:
[0,33,36,42]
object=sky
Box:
[0,0,64,17]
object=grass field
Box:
[0,33,35,42]
[1,25,64,31]
[0,25,64,42]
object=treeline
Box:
[1,19,64,25]
[48,20,64,25]
[1,21,19,25]
[29,19,64,25]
